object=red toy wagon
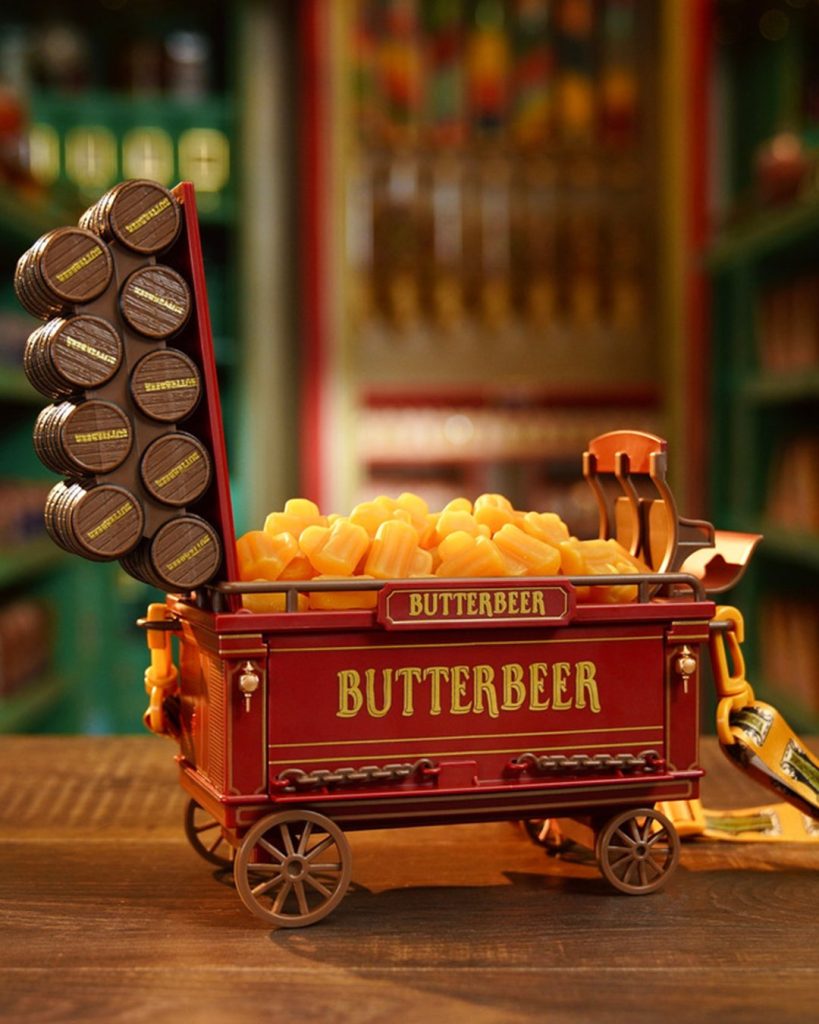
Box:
[18,181,816,929]
[142,424,764,927]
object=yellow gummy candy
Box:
[492,523,561,577]
[264,497,326,537]
[521,511,570,548]
[436,509,490,541]
[350,497,412,538]
[241,585,309,613]
[300,519,371,576]
[474,493,522,534]
[236,530,299,581]
[365,518,420,579]
[436,533,505,578]
[307,575,378,610]
[559,538,648,603]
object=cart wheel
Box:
[597,807,680,895]
[184,798,233,868]
[234,810,352,928]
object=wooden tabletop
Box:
[1,735,818,1024]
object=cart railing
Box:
[210,571,707,611]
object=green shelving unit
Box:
[708,2,819,731]
[708,199,819,733]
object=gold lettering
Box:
[54,245,103,282]
[164,533,211,571]
[450,665,472,714]
[153,451,201,490]
[143,377,198,393]
[508,590,519,615]
[519,590,531,615]
[552,662,573,710]
[494,591,507,615]
[532,591,546,616]
[473,664,499,718]
[396,666,421,716]
[576,661,601,713]
[132,285,185,315]
[467,592,478,616]
[86,501,133,540]
[501,662,526,710]
[64,335,116,365]
[529,662,551,710]
[73,428,129,444]
[408,593,423,617]
[337,670,363,718]
[424,666,446,715]
[479,591,492,616]
[124,196,171,235]
[365,667,392,718]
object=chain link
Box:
[512,749,665,775]
[278,757,437,791]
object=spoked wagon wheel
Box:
[234,809,352,928]
[183,798,233,868]
[597,807,680,895]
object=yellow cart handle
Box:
[142,603,180,736]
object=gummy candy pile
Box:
[235,493,649,612]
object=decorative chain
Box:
[512,749,666,775]
[277,757,438,791]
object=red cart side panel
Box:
[266,623,670,789]
[177,623,268,798]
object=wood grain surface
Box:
[1,736,817,1024]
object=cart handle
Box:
[142,602,180,737]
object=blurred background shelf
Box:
[0,0,817,733]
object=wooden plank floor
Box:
[1,736,817,1023]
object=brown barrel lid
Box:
[107,180,181,254]
[60,400,133,474]
[39,228,113,305]
[129,348,201,422]
[70,484,144,560]
[149,515,222,590]
[120,265,191,339]
[51,316,123,390]
[140,432,212,507]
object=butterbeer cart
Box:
[142,426,763,927]
[20,181,814,930]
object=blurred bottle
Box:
[32,20,90,92]
[164,30,210,100]
[348,3,380,328]
[606,216,645,334]
[599,0,639,150]
[555,0,596,147]
[0,26,31,185]
[515,159,560,330]
[563,160,602,330]
[120,37,164,97]
[466,0,510,143]
[424,0,467,333]
[510,0,555,152]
